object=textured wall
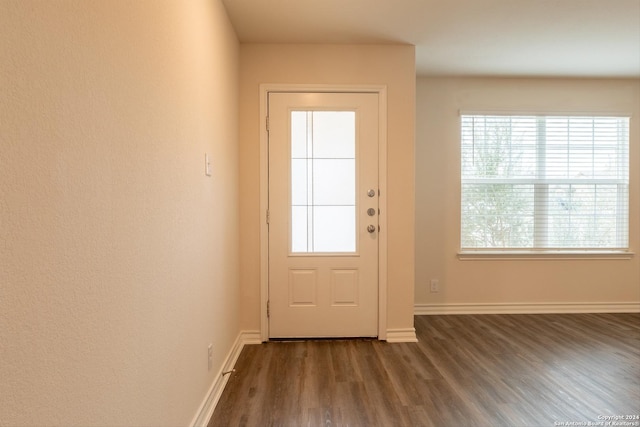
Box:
[0,1,239,425]
[415,77,640,307]
[238,44,416,334]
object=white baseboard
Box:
[414,302,640,315]
[386,328,418,343]
[190,330,262,427]
[237,331,262,345]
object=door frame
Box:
[259,84,388,341]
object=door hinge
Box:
[266,116,270,132]
[266,209,270,224]
[267,300,270,318]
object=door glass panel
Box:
[313,159,355,205]
[312,112,356,158]
[313,206,356,252]
[291,111,309,158]
[291,206,310,253]
[291,111,356,253]
[291,159,308,205]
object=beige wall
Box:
[0,1,240,425]
[238,44,416,334]
[416,77,640,309]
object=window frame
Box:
[458,112,633,259]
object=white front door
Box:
[268,92,380,338]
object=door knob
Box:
[367,224,376,233]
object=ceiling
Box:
[221,0,640,78]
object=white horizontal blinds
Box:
[461,115,629,250]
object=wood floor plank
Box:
[209,313,640,427]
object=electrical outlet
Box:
[430,279,440,293]
[207,344,213,371]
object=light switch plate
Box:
[205,153,212,177]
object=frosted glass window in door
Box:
[291,111,356,253]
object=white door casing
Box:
[266,90,384,338]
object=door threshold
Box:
[268,336,378,343]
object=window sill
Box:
[457,250,635,261]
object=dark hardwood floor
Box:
[209,313,640,427]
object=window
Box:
[460,114,629,252]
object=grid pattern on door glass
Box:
[291,111,356,253]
